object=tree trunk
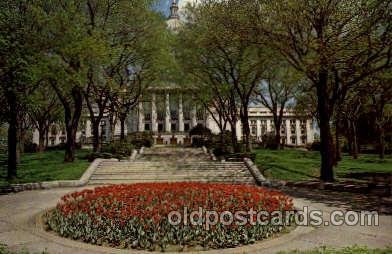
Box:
[120,115,126,141]
[92,121,101,152]
[229,121,240,153]
[16,123,23,163]
[317,71,335,182]
[240,109,251,152]
[7,106,18,180]
[63,87,83,163]
[352,121,358,159]
[38,127,46,152]
[335,123,341,165]
[64,124,77,162]
[378,127,385,159]
[346,119,352,155]
[45,127,49,148]
[274,129,281,150]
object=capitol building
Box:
[33,0,315,147]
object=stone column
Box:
[151,93,157,132]
[256,119,261,141]
[191,104,197,127]
[296,119,301,145]
[178,94,184,132]
[306,119,313,144]
[165,92,171,132]
[266,119,272,133]
[236,121,242,141]
[138,101,144,132]
[285,119,291,145]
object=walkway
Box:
[0,188,391,254]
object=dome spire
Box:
[169,0,179,19]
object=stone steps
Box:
[88,147,256,185]
[94,170,248,176]
[89,178,255,185]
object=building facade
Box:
[33,87,314,147]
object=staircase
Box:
[88,147,256,185]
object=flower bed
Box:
[46,183,294,251]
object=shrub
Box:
[23,141,37,153]
[128,132,153,148]
[307,141,321,151]
[85,152,120,162]
[261,132,279,149]
[101,141,134,157]
[46,142,82,151]
[191,136,212,147]
[224,152,256,162]
[47,183,294,251]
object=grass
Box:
[254,148,392,181]
[0,149,91,187]
[280,246,392,254]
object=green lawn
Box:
[254,148,392,181]
[0,149,91,187]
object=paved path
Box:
[0,187,391,254]
[89,147,255,185]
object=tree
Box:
[28,86,62,152]
[178,1,267,152]
[250,0,392,181]
[104,0,168,141]
[367,71,392,159]
[34,0,109,162]
[254,59,301,149]
[0,0,42,179]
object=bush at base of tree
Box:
[88,141,134,161]
[306,141,321,152]
[127,132,154,149]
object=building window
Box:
[301,136,307,144]
[171,123,177,132]
[158,123,164,132]
[157,111,165,121]
[291,137,296,144]
[251,126,257,136]
[281,126,286,134]
[184,111,191,121]
[184,123,190,131]
[50,138,55,146]
[145,113,151,121]
[145,123,150,131]
[60,137,66,144]
[170,110,178,120]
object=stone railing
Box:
[243,158,269,186]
